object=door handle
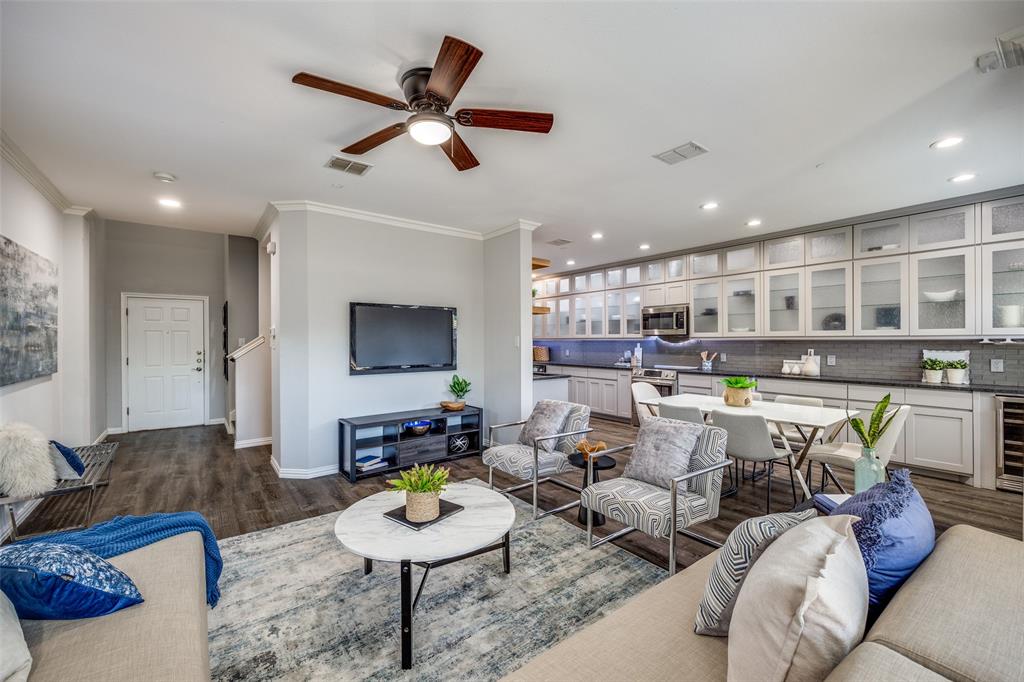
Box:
[194,367,203,372]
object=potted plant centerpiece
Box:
[944,359,968,385]
[921,358,944,384]
[848,393,897,493]
[388,463,449,523]
[441,374,471,411]
[720,376,757,407]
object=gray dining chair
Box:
[659,403,706,424]
[805,404,912,494]
[772,395,824,446]
[710,410,798,513]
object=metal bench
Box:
[1,442,118,542]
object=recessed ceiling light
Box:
[158,198,182,208]
[153,171,177,183]
[639,243,651,250]
[591,232,603,240]
[566,259,576,266]
[746,219,762,227]
[930,137,963,149]
[948,173,975,183]
[700,201,719,210]
[531,273,537,279]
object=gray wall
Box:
[225,235,259,418]
[88,213,107,438]
[104,220,227,427]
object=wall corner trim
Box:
[483,219,542,240]
[1,130,72,212]
[271,460,339,479]
[253,203,278,242]
[267,199,485,241]
[63,206,94,216]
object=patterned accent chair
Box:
[483,400,592,520]
[581,422,732,575]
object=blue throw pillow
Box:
[0,543,143,619]
[49,441,86,477]
[831,469,934,616]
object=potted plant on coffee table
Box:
[720,376,757,407]
[921,358,944,384]
[944,359,968,385]
[848,393,897,493]
[387,463,450,522]
[441,374,471,411]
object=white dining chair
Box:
[710,410,799,513]
[659,403,705,424]
[631,382,662,422]
[805,404,912,494]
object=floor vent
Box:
[653,141,708,165]
[326,156,373,176]
[546,238,572,247]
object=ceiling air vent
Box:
[653,141,709,165]
[546,238,572,247]
[326,156,372,176]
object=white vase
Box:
[923,369,943,384]
[945,368,966,385]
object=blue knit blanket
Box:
[17,512,222,606]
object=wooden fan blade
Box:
[454,108,553,133]
[341,124,407,155]
[292,72,408,111]
[425,36,483,106]
[439,130,480,171]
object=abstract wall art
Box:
[0,235,58,386]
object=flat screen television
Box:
[349,302,457,375]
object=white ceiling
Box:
[2,2,1023,271]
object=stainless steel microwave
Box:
[642,304,689,336]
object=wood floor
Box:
[20,419,1023,571]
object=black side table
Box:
[568,452,617,526]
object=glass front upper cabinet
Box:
[690,278,723,336]
[723,275,760,336]
[909,205,976,251]
[690,250,721,278]
[805,226,853,264]
[532,303,545,338]
[605,266,623,289]
[723,243,761,274]
[589,293,605,336]
[589,270,604,291]
[805,263,852,336]
[573,274,588,292]
[854,255,909,335]
[623,288,643,336]
[642,259,664,283]
[854,217,909,258]
[542,299,558,337]
[763,267,804,336]
[909,247,975,335]
[573,295,588,336]
[557,298,572,337]
[665,256,687,281]
[982,196,1024,243]
[624,264,642,287]
[763,235,804,270]
[982,240,1024,335]
[606,290,623,336]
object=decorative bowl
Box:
[922,289,960,303]
[404,420,432,436]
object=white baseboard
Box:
[0,499,43,543]
[272,461,339,479]
[92,429,109,444]
[229,409,236,422]
[225,420,235,436]
[105,426,125,435]
[234,436,272,450]
[205,418,226,426]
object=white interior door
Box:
[127,296,206,431]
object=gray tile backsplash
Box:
[536,338,1024,387]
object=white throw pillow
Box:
[0,423,56,498]
[0,590,32,682]
[48,443,83,481]
[727,515,868,682]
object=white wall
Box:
[225,235,259,419]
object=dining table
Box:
[641,393,858,499]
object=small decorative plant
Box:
[848,394,896,492]
[441,375,471,411]
[944,359,968,370]
[944,359,968,385]
[921,358,944,383]
[532,287,538,299]
[720,376,758,390]
[388,463,450,522]
[720,376,757,407]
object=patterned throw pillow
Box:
[554,402,591,455]
[49,441,85,480]
[0,542,143,620]
[695,509,816,636]
[518,400,573,453]
[622,417,701,490]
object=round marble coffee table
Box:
[334,483,515,669]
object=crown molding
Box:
[1,130,71,212]
[483,218,542,240]
[268,200,485,241]
[63,206,94,216]
[253,203,278,242]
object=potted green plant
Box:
[848,393,897,493]
[720,376,757,407]
[440,374,472,411]
[388,463,449,522]
[944,359,968,385]
[921,358,944,384]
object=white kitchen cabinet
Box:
[981,196,1024,243]
[981,240,1024,335]
[690,250,722,278]
[854,217,909,258]
[569,376,588,405]
[763,267,804,336]
[909,246,976,335]
[805,226,853,264]
[847,400,906,463]
[665,256,687,282]
[588,270,605,291]
[559,277,571,294]
[644,285,666,307]
[904,406,974,474]
[763,235,805,270]
[536,298,558,338]
[590,379,619,416]
[605,265,639,291]
[573,295,588,337]
[690,277,723,337]
[539,277,558,297]
[588,292,605,337]
[666,281,688,305]
[723,274,760,336]
[642,259,665,283]
[724,243,761,274]
[805,263,853,336]
[623,288,644,336]
[606,290,624,337]
[532,305,544,338]
[605,266,624,289]
[624,264,642,287]
[854,255,909,335]
[572,273,588,292]
[909,205,976,251]
[556,297,572,337]
[616,371,633,418]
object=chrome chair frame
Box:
[486,420,594,520]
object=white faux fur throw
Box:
[0,422,56,498]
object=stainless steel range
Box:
[630,367,677,425]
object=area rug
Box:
[209,479,664,680]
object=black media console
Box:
[338,405,483,483]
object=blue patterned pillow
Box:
[49,441,85,478]
[0,543,143,619]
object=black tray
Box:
[384,498,464,531]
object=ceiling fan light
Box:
[407,112,453,146]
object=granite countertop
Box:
[534,361,1024,395]
[532,373,569,381]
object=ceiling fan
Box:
[292,35,553,171]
